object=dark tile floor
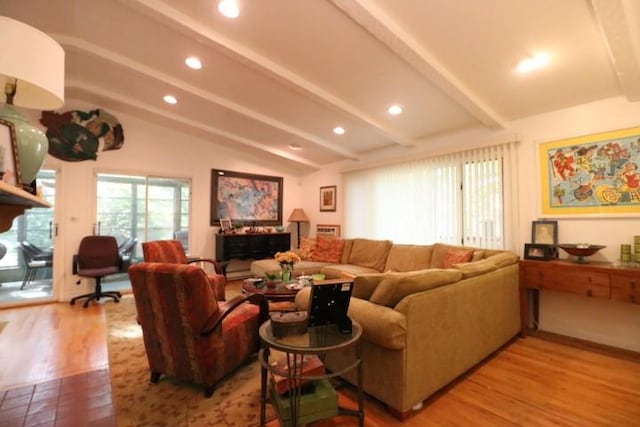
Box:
[0,369,115,427]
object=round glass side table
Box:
[258,320,364,427]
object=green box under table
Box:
[270,378,338,427]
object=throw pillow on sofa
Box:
[311,236,345,263]
[369,268,463,307]
[442,248,474,269]
[298,237,316,260]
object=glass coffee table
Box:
[242,278,303,301]
[258,320,364,427]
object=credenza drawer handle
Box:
[631,281,636,289]
[587,289,593,297]
[631,295,637,304]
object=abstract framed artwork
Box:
[319,185,337,212]
[539,125,640,217]
[210,169,283,226]
[0,118,21,186]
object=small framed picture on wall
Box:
[319,185,337,212]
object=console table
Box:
[215,232,290,261]
[519,259,640,335]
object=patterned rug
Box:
[106,295,274,427]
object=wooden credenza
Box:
[215,232,291,261]
[519,259,640,335]
[0,181,50,232]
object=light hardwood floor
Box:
[1,296,639,426]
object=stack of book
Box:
[269,355,338,427]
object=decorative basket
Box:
[270,311,308,338]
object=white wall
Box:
[300,96,640,351]
[30,101,304,301]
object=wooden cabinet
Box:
[215,232,290,261]
[0,181,50,232]
[519,259,640,335]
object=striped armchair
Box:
[142,239,226,300]
[128,262,267,397]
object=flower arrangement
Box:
[275,250,301,268]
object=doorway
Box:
[0,170,57,306]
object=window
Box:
[96,174,191,245]
[344,143,517,249]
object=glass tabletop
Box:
[259,320,362,354]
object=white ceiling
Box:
[2,0,640,173]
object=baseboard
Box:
[527,328,640,363]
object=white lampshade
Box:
[0,16,65,109]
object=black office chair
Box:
[70,235,122,308]
[18,241,53,290]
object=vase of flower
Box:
[275,250,300,283]
[281,265,292,282]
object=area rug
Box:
[107,295,274,427]
[0,321,7,335]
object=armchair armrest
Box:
[200,293,268,336]
[188,257,227,276]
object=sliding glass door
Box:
[95,173,191,292]
[0,170,57,306]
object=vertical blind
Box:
[344,142,518,250]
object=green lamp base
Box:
[0,103,48,185]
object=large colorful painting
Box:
[210,169,283,226]
[539,126,640,216]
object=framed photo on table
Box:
[531,220,557,245]
[524,243,557,260]
[319,185,336,212]
[0,118,21,186]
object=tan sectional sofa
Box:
[250,238,520,418]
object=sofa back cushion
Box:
[452,259,497,278]
[384,244,433,272]
[340,239,354,264]
[348,238,393,272]
[484,251,520,268]
[369,268,463,307]
[311,236,345,263]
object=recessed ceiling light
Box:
[333,127,345,135]
[388,105,403,115]
[185,56,202,69]
[163,95,177,104]
[289,143,302,150]
[516,53,550,73]
[218,0,240,18]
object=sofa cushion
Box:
[351,273,388,300]
[384,244,433,272]
[294,288,407,350]
[442,248,474,269]
[452,259,497,278]
[311,236,345,263]
[348,238,392,272]
[485,251,520,268]
[341,239,354,264]
[321,264,379,279]
[299,237,316,260]
[369,268,463,307]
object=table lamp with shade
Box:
[288,208,309,248]
[0,17,65,186]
